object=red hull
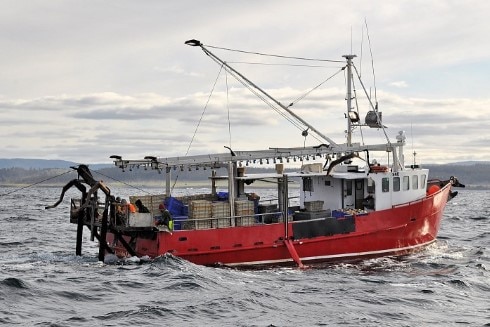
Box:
[111,184,450,267]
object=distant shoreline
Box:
[0,182,485,190]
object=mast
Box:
[185,39,339,148]
[343,54,356,146]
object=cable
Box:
[169,63,225,194]
[0,169,73,197]
[365,18,378,105]
[225,70,232,150]
[226,61,342,69]
[205,44,344,63]
[92,170,152,195]
[288,67,345,107]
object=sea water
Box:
[0,187,488,326]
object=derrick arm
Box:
[45,165,110,210]
[45,179,87,209]
[326,153,356,175]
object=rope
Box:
[351,74,365,145]
[92,170,152,195]
[288,67,344,108]
[0,169,74,197]
[203,46,330,145]
[170,63,225,194]
[352,64,391,145]
[226,70,232,150]
[205,44,345,63]
[365,18,378,105]
[226,61,340,69]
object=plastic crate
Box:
[165,197,185,216]
[332,210,346,218]
[304,200,324,212]
[172,215,188,231]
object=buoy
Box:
[427,185,440,195]
[371,165,389,173]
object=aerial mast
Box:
[343,54,356,146]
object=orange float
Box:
[427,185,440,195]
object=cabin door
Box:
[354,179,365,209]
[343,180,355,209]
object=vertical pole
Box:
[343,55,356,146]
[98,206,109,262]
[282,175,289,238]
[165,167,171,196]
[278,177,284,217]
[228,162,235,226]
[211,170,217,196]
[76,211,84,256]
[75,194,86,256]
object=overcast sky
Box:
[1,0,489,165]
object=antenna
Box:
[350,26,353,54]
[411,123,417,166]
[360,23,364,78]
[364,18,378,108]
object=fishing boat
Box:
[47,39,463,268]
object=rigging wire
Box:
[352,64,391,145]
[226,61,340,69]
[365,18,378,105]
[225,70,232,150]
[92,170,152,195]
[288,67,344,108]
[205,52,302,129]
[223,63,326,145]
[186,63,225,157]
[205,44,345,63]
[0,169,74,197]
[351,74,365,145]
[203,50,330,145]
[360,23,364,78]
[170,63,225,194]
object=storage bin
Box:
[165,197,185,216]
[304,200,324,212]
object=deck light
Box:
[348,111,360,122]
[185,39,202,47]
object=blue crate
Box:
[172,215,188,231]
[182,205,189,216]
[217,192,229,200]
[164,197,185,216]
[332,210,346,218]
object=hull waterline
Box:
[111,183,450,267]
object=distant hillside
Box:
[0,158,111,170]
[0,159,488,189]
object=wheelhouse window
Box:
[345,180,352,196]
[412,175,419,190]
[421,174,427,189]
[367,178,375,194]
[393,177,400,192]
[303,177,314,192]
[382,178,390,192]
[403,176,410,191]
